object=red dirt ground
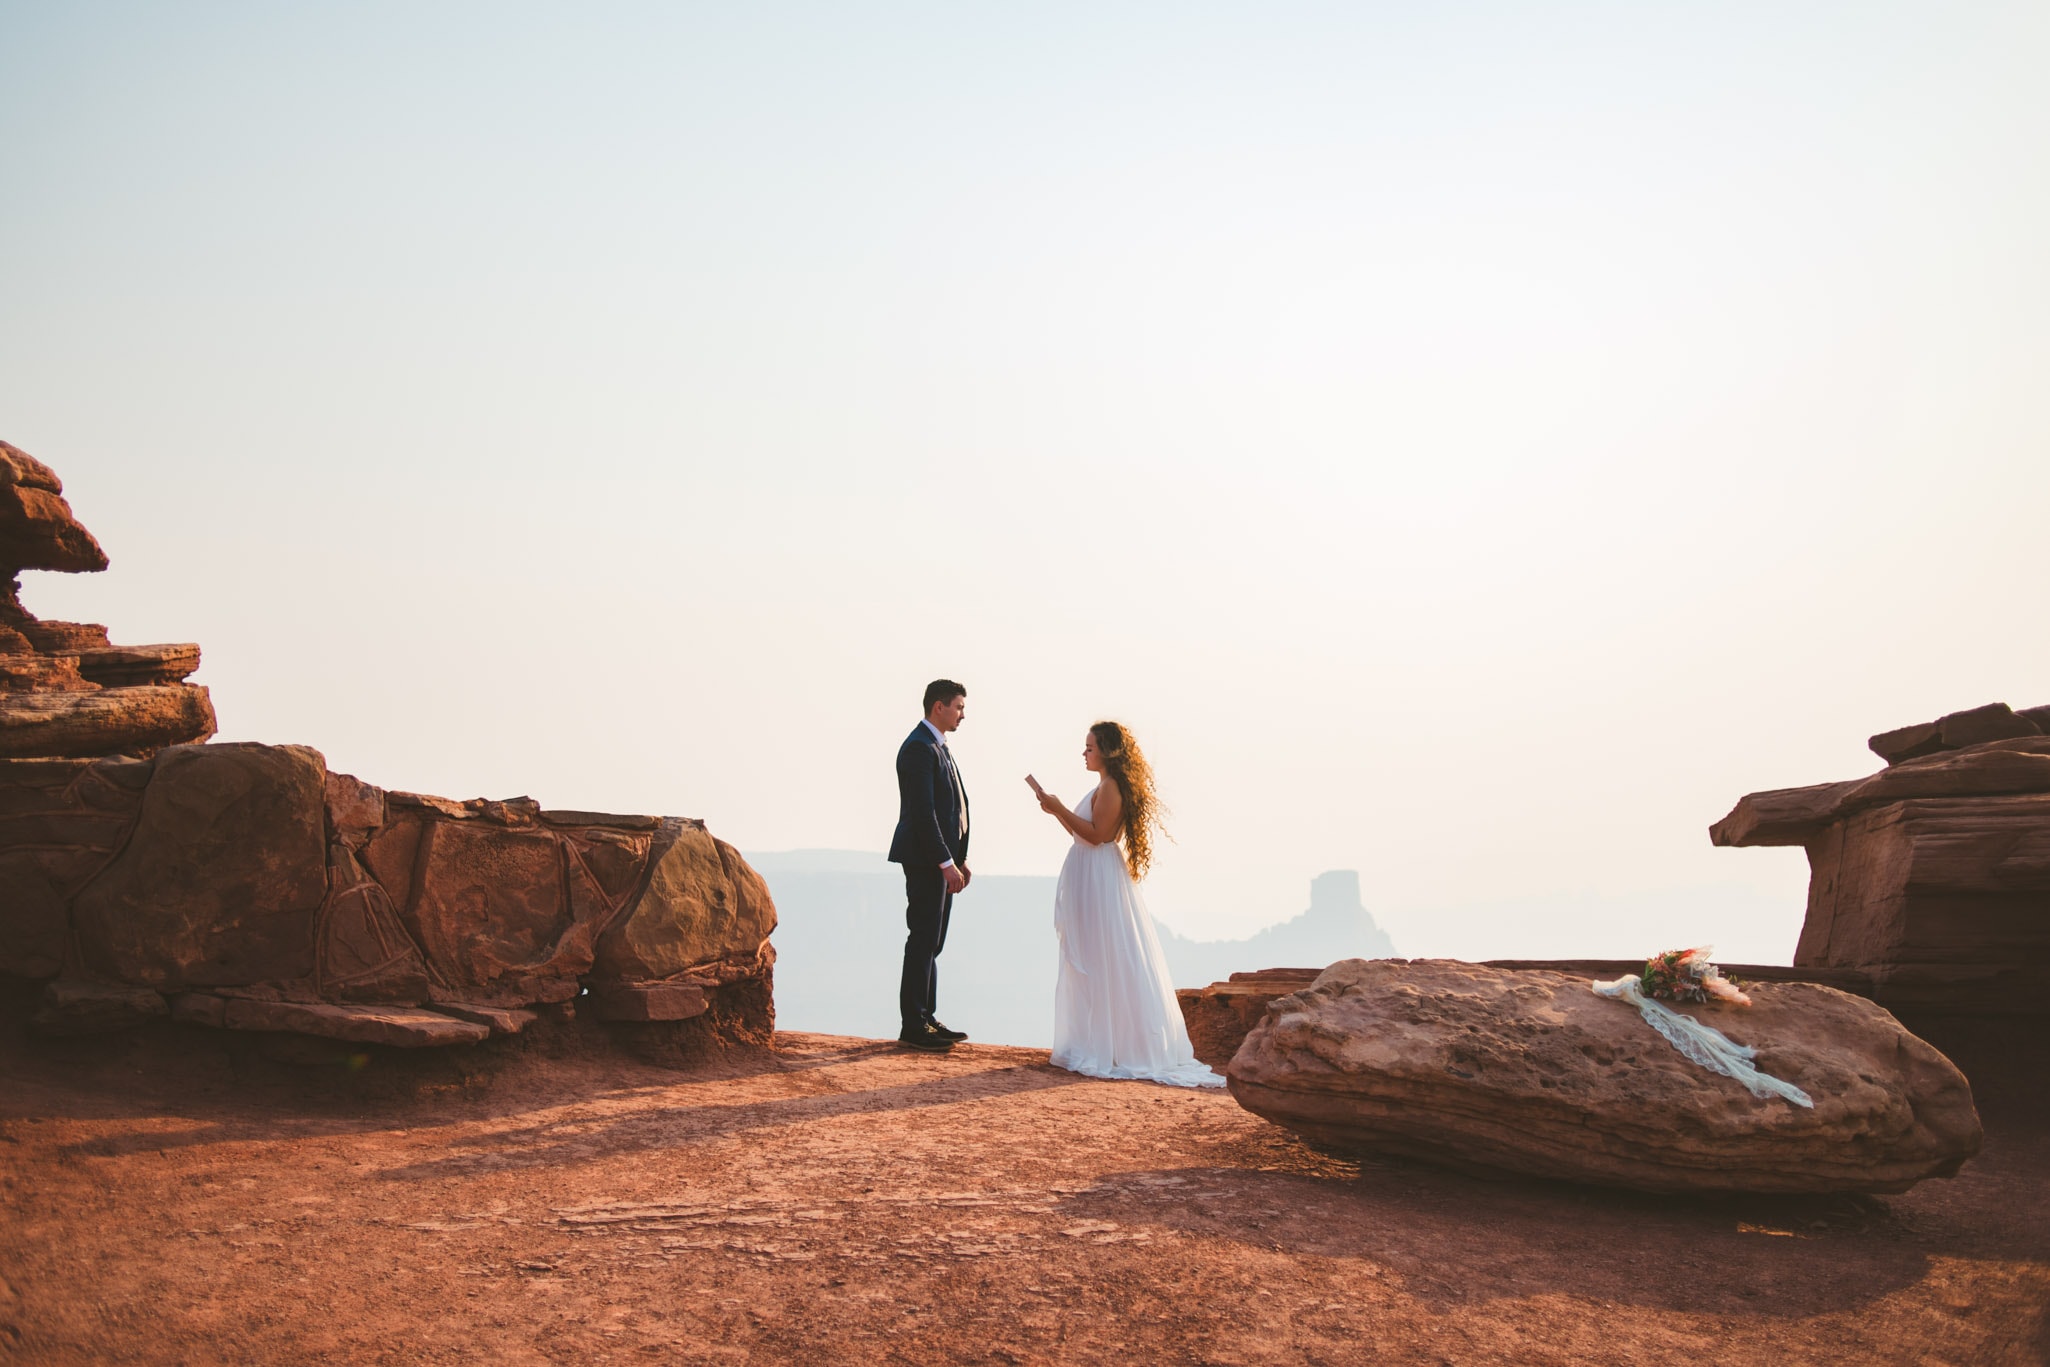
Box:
[2,1009,2045,1365]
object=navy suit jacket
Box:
[887,723,970,867]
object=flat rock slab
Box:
[585,981,708,1021]
[1227,958,1983,1194]
[216,998,491,1047]
[30,980,168,1036]
[431,1002,540,1035]
[0,684,217,760]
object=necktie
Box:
[939,744,966,835]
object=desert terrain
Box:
[2,1006,2043,1365]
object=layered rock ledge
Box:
[1711,702,2050,1016]
[1226,959,1982,1194]
[0,440,214,758]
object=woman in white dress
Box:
[1033,722,1224,1088]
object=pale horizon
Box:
[5,3,2045,963]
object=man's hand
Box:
[958,864,973,890]
[942,864,968,894]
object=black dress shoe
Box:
[897,1023,954,1052]
[926,1020,968,1042]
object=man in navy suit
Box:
[888,678,972,1051]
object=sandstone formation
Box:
[1180,969,1325,1069]
[1711,703,2050,1016]
[1180,960,1880,1070]
[0,440,215,758]
[1226,959,1982,1194]
[4,743,779,1045]
[1,441,777,1050]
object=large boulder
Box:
[70,743,328,988]
[348,793,664,1007]
[1180,960,1879,1071]
[1226,959,1983,1194]
[3,740,780,1047]
[593,817,778,980]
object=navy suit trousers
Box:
[898,864,953,1030]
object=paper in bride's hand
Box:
[1024,774,1046,798]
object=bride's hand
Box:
[1037,792,1061,815]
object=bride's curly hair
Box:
[1091,720,1168,879]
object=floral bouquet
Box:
[1639,946,1751,1006]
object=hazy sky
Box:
[4,3,2045,958]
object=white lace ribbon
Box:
[1591,976,1814,1108]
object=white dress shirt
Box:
[922,718,959,870]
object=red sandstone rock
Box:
[1867,702,2046,765]
[0,443,208,762]
[71,743,328,989]
[0,442,107,575]
[12,618,111,652]
[1708,779,1863,846]
[1938,702,2041,748]
[166,992,225,1028]
[72,643,201,688]
[1181,962,1883,1072]
[0,654,95,693]
[431,1002,538,1034]
[1226,959,1982,1194]
[216,997,492,1047]
[0,684,217,759]
[0,750,148,831]
[0,851,70,979]
[586,981,709,1022]
[594,818,778,981]
[1791,793,2050,1010]
[0,443,777,1052]
[0,756,152,978]
[30,980,169,1036]
[1718,717,2050,1017]
[323,770,386,844]
[1870,720,1947,765]
[318,839,432,1003]
[353,800,626,1007]
[1711,739,2050,847]
[1178,970,1324,1067]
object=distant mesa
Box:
[1,440,778,1052]
[1155,870,1396,990]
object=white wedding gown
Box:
[1051,788,1225,1088]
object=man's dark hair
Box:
[923,679,967,714]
